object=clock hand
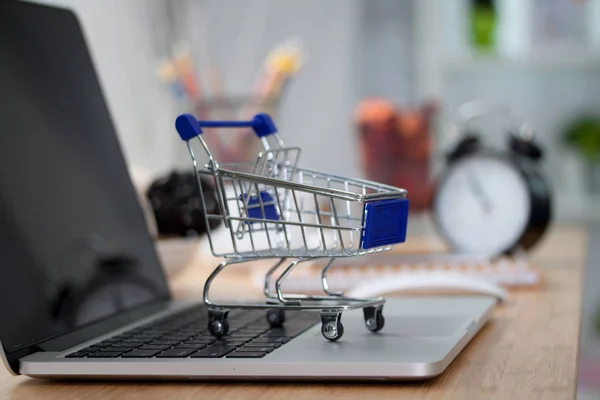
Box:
[467,173,494,214]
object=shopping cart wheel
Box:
[320,313,344,342]
[207,311,230,338]
[363,306,385,332]
[266,309,286,327]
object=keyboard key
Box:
[122,349,161,358]
[132,333,161,340]
[238,345,274,353]
[228,322,252,330]
[105,346,135,352]
[174,344,209,350]
[226,351,267,358]
[148,340,180,346]
[65,350,92,358]
[152,332,175,337]
[177,332,202,338]
[216,340,247,347]
[190,345,237,358]
[262,329,289,337]
[242,325,270,331]
[244,320,269,326]
[233,319,258,325]
[158,335,183,340]
[264,325,313,337]
[114,343,143,350]
[237,328,268,335]
[185,330,207,337]
[218,337,251,343]
[120,339,150,346]
[164,331,193,336]
[98,338,121,345]
[288,319,319,327]
[253,336,291,345]
[189,333,216,339]
[235,337,256,343]
[162,335,193,342]
[248,340,282,348]
[235,332,266,339]
[243,342,278,348]
[183,333,207,339]
[138,345,172,351]
[157,349,197,358]
[183,343,214,349]
[184,338,215,344]
[146,328,172,333]
[88,351,123,358]
[229,333,260,339]
[169,332,195,337]
[178,328,204,333]
[231,317,255,323]
[185,322,206,328]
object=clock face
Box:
[434,154,531,255]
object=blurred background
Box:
[29,0,600,397]
[35,0,600,223]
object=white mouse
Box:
[346,271,508,301]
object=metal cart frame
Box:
[175,113,409,341]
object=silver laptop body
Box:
[0,0,495,381]
[15,297,494,380]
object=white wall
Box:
[359,1,415,104]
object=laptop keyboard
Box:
[65,306,318,359]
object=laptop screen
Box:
[0,1,170,353]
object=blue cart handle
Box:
[176,113,278,141]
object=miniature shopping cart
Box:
[175,113,409,341]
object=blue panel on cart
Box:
[241,191,280,222]
[362,198,409,249]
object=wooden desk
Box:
[0,226,587,400]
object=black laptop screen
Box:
[0,2,170,353]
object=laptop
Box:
[0,0,495,381]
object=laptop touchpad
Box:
[267,297,495,364]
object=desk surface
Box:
[0,226,587,400]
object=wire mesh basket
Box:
[175,112,410,342]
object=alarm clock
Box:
[432,101,552,256]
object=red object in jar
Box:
[355,98,436,211]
